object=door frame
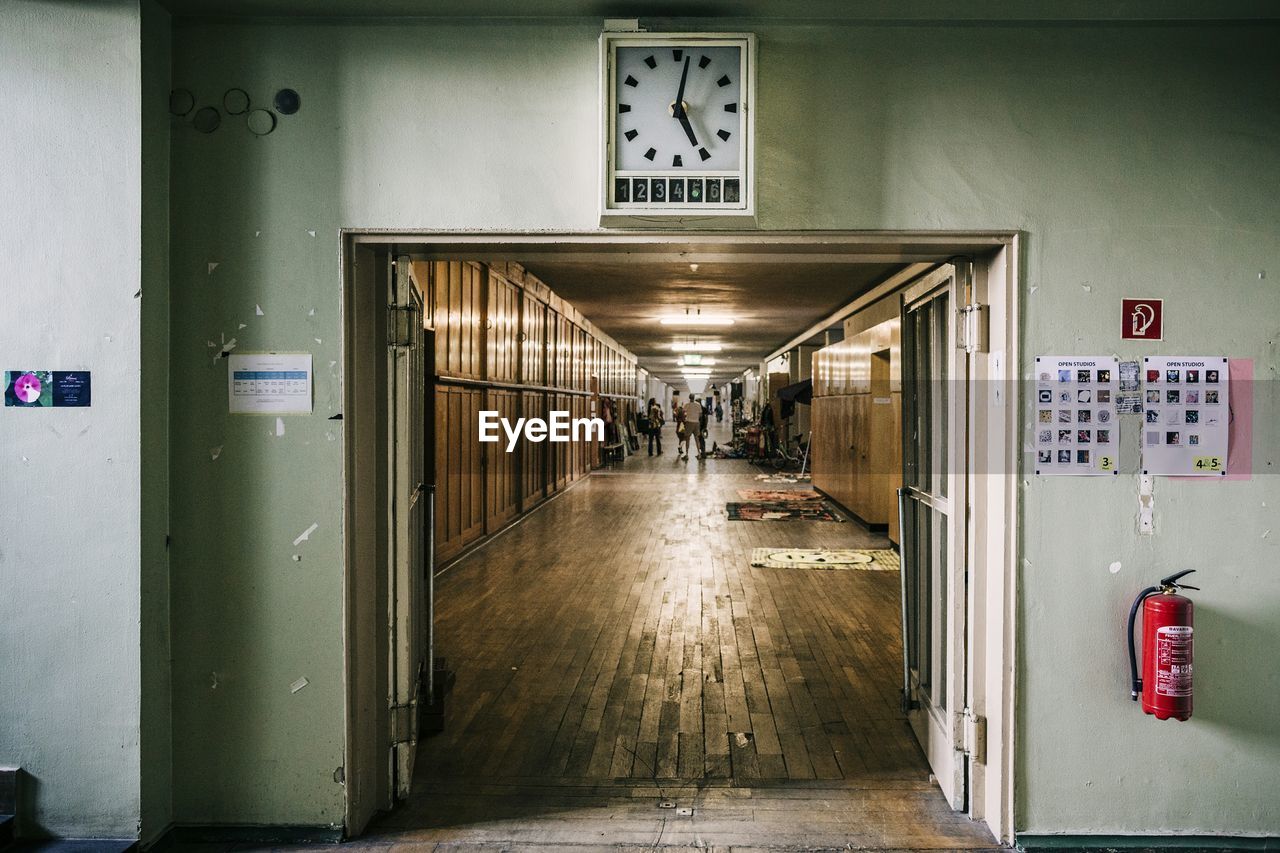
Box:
[340,231,1020,843]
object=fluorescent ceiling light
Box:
[659,314,734,327]
[669,342,723,353]
[678,355,717,366]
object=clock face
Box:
[613,45,743,172]
[602,33,753,215]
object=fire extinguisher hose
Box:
[1126,584,1160,700]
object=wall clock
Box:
[600,31,755,218]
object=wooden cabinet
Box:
[485,389,520,533]
[521,294,545,387]
[520,391,547,506]
[432,260,485,381]
[811,316,903,543]
[435,383,484,561]
[487,271,519,384]
[427,260,639,562]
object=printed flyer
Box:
[1141,356,1229,476]
[1034,356,1120,476]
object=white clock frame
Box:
[600,31,756,220]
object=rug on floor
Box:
[754,472,812,483]
[737,489,823,502]
[726,501,844,522]
[751,547,900,570]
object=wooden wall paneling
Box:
[521,391,547,507]
[463,387,484,547]
[432,261,486,381]
[572,325,584,392]
[552,392,569,491]
[433,387,453,558]
[522,294,545,387]
[811,321,904,531]
[434,383,486,562]
[487,271,519,384]
[486,389,519,533]
[466,263,485,380]
[546,309,561,388]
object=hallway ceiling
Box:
[521,259,899,387]
[160,0,1276,19]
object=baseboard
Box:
[1018,834,1279,851]
[147,824,342,850]
[5,841,137,852]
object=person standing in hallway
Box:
[676,392,697,460]
[646,396,664,456]
[682,392,706,461]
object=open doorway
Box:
[342,233,1018,848]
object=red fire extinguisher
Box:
[1127,569,1197,721]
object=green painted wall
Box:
[168,18,1279,835]
[141,0,174,843]
[0,0,144,838]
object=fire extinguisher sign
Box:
[1155,625,1193,697]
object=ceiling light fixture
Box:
[668,342,723,353]
[678,355,716,366]
[659,308,734,327]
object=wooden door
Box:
[388,257,427,799]
[486,389,519,532]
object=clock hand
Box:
[674,56,690,119]
[678,113,699,148]
[672,56,700,147]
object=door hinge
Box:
[960,707,987,764]
[957,303,988,354]
[388,304,420,349]
[390,699,419,746]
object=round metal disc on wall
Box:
[246,108,277,136]
[169,88,195,117]
[223,88,251,115]
[192,106,221,133]
[273,88,301,115]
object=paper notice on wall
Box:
[1115,360,1143,414]
[1140,356,1229,476]
[1033,356,1120,476]
[228,353,313,414]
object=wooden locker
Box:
[521,391,547,507]
[485,389,519,532]
[521,294,545,387]
[487,272,519,384]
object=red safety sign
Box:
[1122,298,1163,340]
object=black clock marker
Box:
[672,154,683,167]
[699,55,711,69]
[618,103,631,113]
[698,147,711,161]
[644,55,657,69]
[717,129,731,141]
[624,74,638,88]
[717,74,731,87]
[624,129,638,141]
[673,49,683,61]
[724,103,737,113]
[644,147,656,161]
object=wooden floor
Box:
[359,421,998,850]
[171,422,999,851]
